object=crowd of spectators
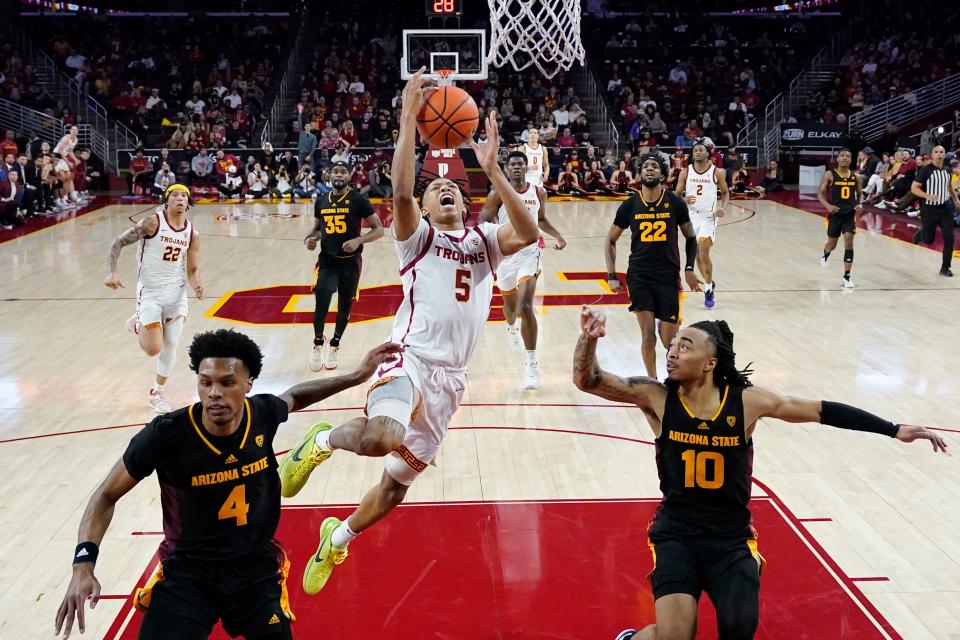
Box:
[28,14,290,149]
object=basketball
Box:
[416,85,479,149]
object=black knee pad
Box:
[843,249,854,263]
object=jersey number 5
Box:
[639,220,667,242]
[681,450,724,489]
[455,268,471,302]
[218,484,250,526]
[162,246,182,262]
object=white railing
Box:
[736,116,758,147]
[572,64,620,156]
[3,23,140,169]
[849,73,960,143]
[0,98,106,160]
[759,23,853,164]
[260,10,309,146]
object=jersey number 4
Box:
[681,449,724,489]
[218,484,250,526]
[161,246,182,262]
[639,220,667,242]
[455,268,471,302]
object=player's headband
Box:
[163,183,193,205]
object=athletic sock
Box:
[314,336,324,346]
[329,336,341,348]
[506,321,518,332]
[525,350,537,366]
[314,429,332,451]
[823,250,831,259]
[331,521,360,548]
[843,272,851,280]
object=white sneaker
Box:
[308,344,324,372]
[906,209,920,218]
[506,326,523,353]
[523,362,540,389]
[323,345,339,370]
[820,254,829,268]
[148,389,171,413]
[124,313,140,335]
[841,276,855,289]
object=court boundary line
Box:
[96,425,901,640]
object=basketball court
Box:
[1,193,959,639]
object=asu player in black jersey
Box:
[305,161,384,371]
[573,306,946,640]
[54,329,402,640]
[817,148,863,289]
[605,154,703,379]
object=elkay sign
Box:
[780,123,846,147]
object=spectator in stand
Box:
[339,121,358,147]
[215,148,241,177]
[331,142,351,166]
[758,161,785,194]
[862,152,891,204]
[218,165,244,201]
[877,123,900,156]
[877,149,917,211]
[192,148,216,187]
[185,94,206,116]
[175,159,192,186]
[610,160,634,193]
[279,150,297,176]
[127,148,152,196]
[856,147,880,183]
[584,161,611,194]
[152,148,172,175]
[1,131,18,158]
[13,156,38,217]
[556,127,577,149]
[601,147,617,179]
[152,162,176,199]
[367,151,392,199]
[557,162,583,194]
[271,165,294,200]
[297,104,318,167]
[0,171,25,229]
[246,162,270,199]
[24,154,51,215]
[552,103,570,127]
[293,164,316,199]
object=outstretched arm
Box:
[470,113,540,255]
[55,460,140,638]
[478,188,502,224]
[745,387,948,452]
[278,342,404,412]
[392,69,433,241]
[573,306,667,422]
[536,188,566,249]
[105,215,158,289]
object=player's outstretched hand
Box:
[400,67,434,121]
[469,111,500,174]
[354,342,405,381]
[54,566,101,639]
[684,270,704,292]
[580,305,607,338]
[104,272,123,289]
[896,424,949,453]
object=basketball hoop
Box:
[487,0,585,79]
[435,69,456,87]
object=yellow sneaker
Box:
[303,516,349,595]
[278,422,334,498]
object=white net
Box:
[487,0,585,80]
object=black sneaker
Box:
[940,268,953,277]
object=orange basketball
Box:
[416,86,479,149]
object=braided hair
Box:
[688,320,754,388]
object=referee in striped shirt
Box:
[911,145,958,276]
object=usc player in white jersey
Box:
[519,127,549,187]
[480,150,566,389]
[277,70,540,596]
[675,141,729,308]
[104,184,203,412]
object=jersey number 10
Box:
[681,449,724,489]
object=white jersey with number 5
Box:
[521,143,546,186]
[685,163,719,216]
[138,210,192,289]
[389,218,504,369]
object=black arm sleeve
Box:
[684,235,697,271]
[820,401,899,438]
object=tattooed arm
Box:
[105,215,158,289]
[573,306,668,434]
